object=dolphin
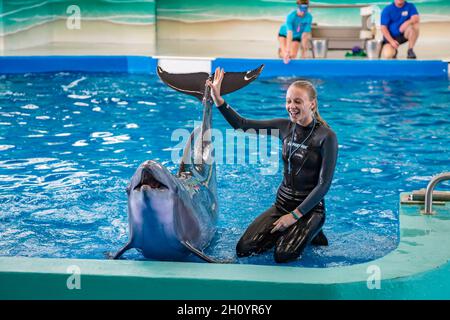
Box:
[112,65,264,262]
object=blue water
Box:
[0,72,449,267]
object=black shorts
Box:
[382,33,408,46]
[278,34,301,42]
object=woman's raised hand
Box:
[206,67,225,107]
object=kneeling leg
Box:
[236,206,283,257]
[274,211,325,263]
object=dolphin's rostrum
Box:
[112,65,264,262]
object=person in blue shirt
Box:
[278,0,313,63]
[381,0,420,59]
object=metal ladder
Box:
[423,172,450,214]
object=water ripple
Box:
[0,72,448,267]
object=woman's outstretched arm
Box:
[218,101,288,137]
[207,67,289,137]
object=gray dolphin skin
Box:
[112,65,264,263]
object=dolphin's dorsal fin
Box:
[157,65,264,101]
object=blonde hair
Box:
[289,80,329,128]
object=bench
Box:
[309,4,376,50]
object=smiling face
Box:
[286,85,314,125]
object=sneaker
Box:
[407,48,417,59]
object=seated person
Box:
[380,0,420,59]
[278,0,312,63]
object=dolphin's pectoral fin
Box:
[181,241,235,264]
[111,241,133,260]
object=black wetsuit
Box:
[218,101,338,263]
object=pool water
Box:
[0,72,448,267]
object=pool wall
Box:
[0,56,158,74]
[0,56,449,299]
[0,56,448,77]
[212,58,449,78]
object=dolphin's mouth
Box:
[134,169,168,191]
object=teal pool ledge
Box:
[1,195,449,300]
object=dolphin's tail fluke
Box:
[157,65,264,100]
